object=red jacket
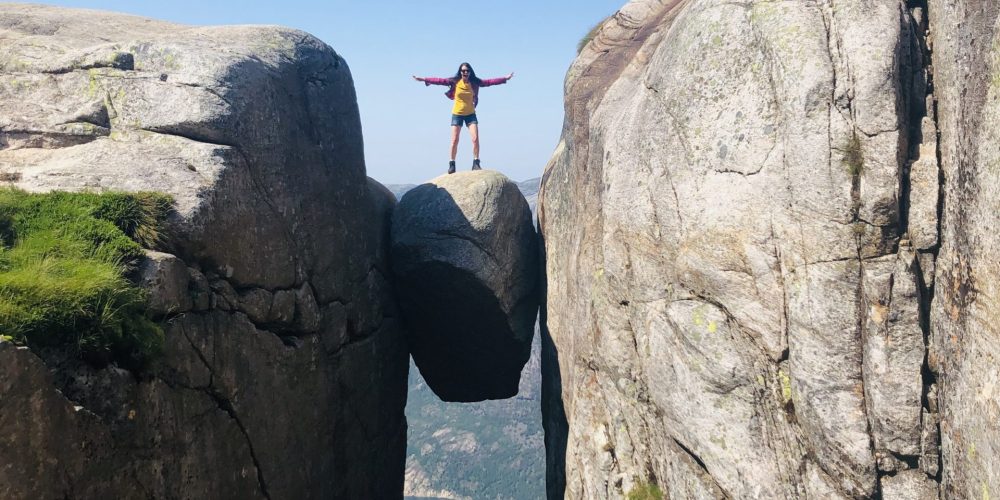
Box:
[421,76,509,107]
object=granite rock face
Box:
[539,0,944,498]
[927,1,1000,499]
[391,170,539,402]
[0,5,407,499]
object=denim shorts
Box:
[451,113,478,127]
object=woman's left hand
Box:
[506,72,515,80]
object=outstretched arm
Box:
[414,76,453,86]
[480,72,514,87]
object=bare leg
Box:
[450,125,461,160]
[469,123,480,159]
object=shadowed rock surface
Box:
[391,170,538,402]
[0,5,407,499]
[539,0,951,498]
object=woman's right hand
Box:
[412,75,423,82]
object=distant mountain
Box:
[386,176,544,500]
[403,331,542,500]
[384,183,418,201]
[515,178,540,217]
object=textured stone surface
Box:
[539,0,942,498]
[293,283,321,333]
[908,117,940,250]
[269,289,296,324]
[138,250,193,316]
[239,288,274,324]
[881,470,939,500]
[920,405,941,477]
[927,2,1000,499]
[188,267,212,311]
[0,5,407,499]
[862,248,924,458]
[391,170,538,402]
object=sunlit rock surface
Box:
[539,0,948,498]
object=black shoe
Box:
[448,160,456,174]
[471,159,481,170]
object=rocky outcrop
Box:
[0,5,407,499]
[926,2,1000,499]
[391,170,538,402]
[539,0,947,498]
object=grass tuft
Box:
[93,191,173,249]
[0,188,173,369]
[844,131,864,177]
[578,15,613,55]
[627,482,664,500]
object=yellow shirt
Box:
[452,79,475,116]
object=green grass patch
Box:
[627,482,664,500]
[0,189,173,369]
[843,131,864,177]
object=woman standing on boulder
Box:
[413,63,513,174]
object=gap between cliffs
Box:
[910,0,946,486]
[872,0,943,492]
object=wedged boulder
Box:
[137,250,193,316]
[0,5,407,499]
[391,170,538,402]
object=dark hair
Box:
[453,62,481,85]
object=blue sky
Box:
[17,1,623,184]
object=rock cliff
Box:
[927,1,1000,498]
[0,5,406,499]
[539,0,963,498]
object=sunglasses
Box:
[461,69,470,73]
